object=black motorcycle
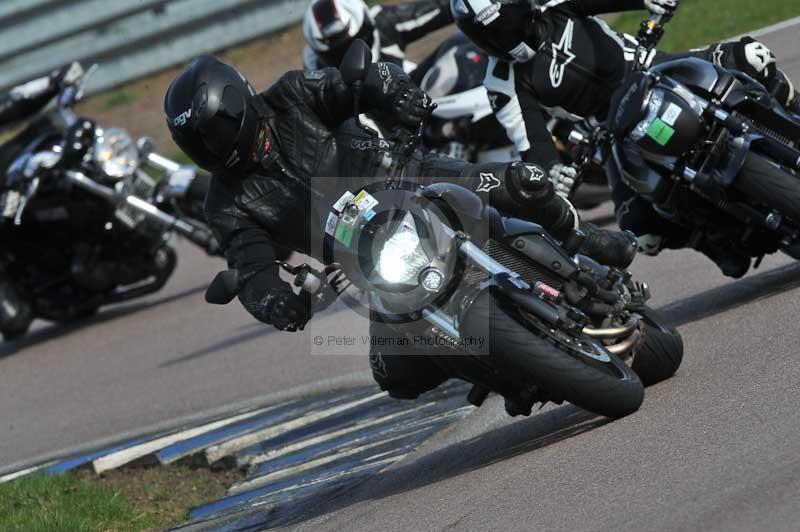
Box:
[206,41,683,419]
[0,65,218,340]
[605,13,800,274]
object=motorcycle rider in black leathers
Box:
[302,0,454,84]
[453,0,800,278]
[164,53,639,398]
[0,63,83,341]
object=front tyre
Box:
[734,152,800,222]
[461,291,644,419]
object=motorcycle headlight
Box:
[93,127,138,179]
[630,89,664,141]
[376,212,431,285]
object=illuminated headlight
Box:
[94,127,138,179]
[631,89,664,141]
[376,212,431,285]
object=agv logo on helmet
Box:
[173,108,192,127]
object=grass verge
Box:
[612,0,800,51]
[0,465,243,532]
[102,87,140,112]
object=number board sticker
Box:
[646,118,675,146]
[332,191,355,213]
[324,212,339,236]
[334,219,354,247]
[661,102,683,126]
[364,209,376,221]
[354,190,379,212]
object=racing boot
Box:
[579,223,638,270]
[0,279,33,342]
[694,241,751,279]
[507,162,638,268]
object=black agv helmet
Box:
[164,55,261,174]
[451,0,537,62]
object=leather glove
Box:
[735,37,777,80]
[506,161,549,198]
[392,85,434,129]
[549,163,578,198]
[644,0,679,15]
[268,292,312,332]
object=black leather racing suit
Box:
[303,0,453,80]
[484,0,796,249]
[204,64,577,398]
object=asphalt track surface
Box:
[2,17,800,532]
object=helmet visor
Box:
[197,86,246,161]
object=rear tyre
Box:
[734,152,800,222]
[2,328,28,342]
[461,291,644,419]
[631,306,684,387]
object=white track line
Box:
[741,16,800,39]
[232,405,472,494]
[241,402,436,469]
[247,454,408,510]
[204,391,388,464]
[92,405,277,474]
[230,427,429,494]
[0,462,56,483]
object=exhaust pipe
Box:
[583,317,639,340]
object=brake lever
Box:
[276,261,343,313]
[13,177,40,226]
[633,13,673,70]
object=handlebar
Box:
[633,12,673,71]
[277,261,347,313]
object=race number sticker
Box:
[661,103,683,126]
[324,212,339,236]
[332,191,355,213]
